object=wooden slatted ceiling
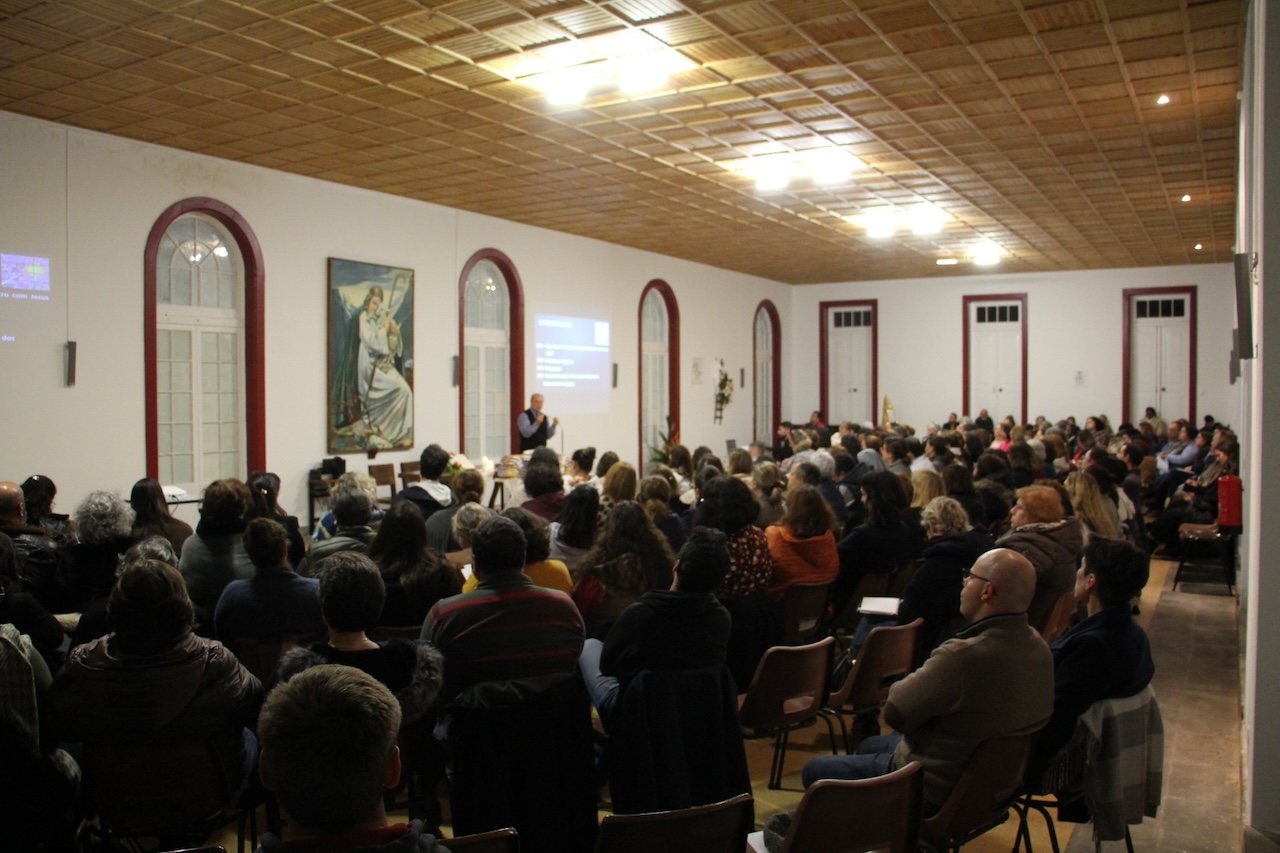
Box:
[0,0,1243,284]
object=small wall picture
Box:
[327,258,414,453]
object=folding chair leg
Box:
[1014,795,1060,853]
[768,729,789,790]
[817,710,840,755]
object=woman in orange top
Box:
[765,484,839,601]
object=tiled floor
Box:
[209,557,1244,852]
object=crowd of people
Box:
[0,404,1219,850]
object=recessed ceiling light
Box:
[909,203,952,236]
[970,239,1004,266]
[1195,244,1203,250]
[936,258,959,265]
[1181,194,1191,202]
[1157,94,1171,105]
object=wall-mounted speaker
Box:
[65,341,77,387]
[612,363,618,388]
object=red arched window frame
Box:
[457,248,526,454]
[143,197,265,479]
[753,299,782,442]
[637,280,680,465]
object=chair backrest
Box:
[369,624,424,641]
[369,463,397,501]
[886,558,925,598]
[739,637,834,732]
[230,633,321,682]
[829,618,922,712]
[825,572,892,634]
[84,739,231,835]
[400,460,422,490]
[447,828,520,853]
[778,581,833,645]
[1038,591,1078,643]
[593,793,754,853]
[920,726,1042,847]
[781,761,923,853]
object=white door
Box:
[968,301,1023,422]
[1129,295,1190,420]
[827,307,873,424]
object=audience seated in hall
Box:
[764,484,839,602]
[802,548,1053,812]
[368,501,461,628]
[393,444,454,524]
[833,470,916,615]
[0,480,63,606]
[312,472,384,543]
[179,478,254,624]
[422,514,584,703]
[255,666,448,853]
[996,485,1084,630]
[246,471,308,570]
[897,497,995,665]
[54,490,137,615]
[0,531,65,672]
[463,506,573,596]
[70,536,176,652]
[424,468,484,554]
[572,500,674,639]
[214,518,323,649]
[1150,433,1239,549]
[1027,537,1154,785]
[276,552,443,726]
[129,476,193,557]
[53,557,263,793]
[298,487,376,577]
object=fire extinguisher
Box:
[1218,474,1243,534]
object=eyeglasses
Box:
[962,567,992,583]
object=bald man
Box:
[0,481,61,597]
[802,548,1053,811]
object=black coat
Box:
[897,529,995,663]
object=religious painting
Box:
[327,258,414,453]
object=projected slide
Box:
[535,313,610,414]
[1,253,52,344]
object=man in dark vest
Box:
[517,393,558,451]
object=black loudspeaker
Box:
[65,341,77,386]
[1234,252,1255,360]
[321,456,347,477]
[612,363,618,388]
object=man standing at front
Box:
[517,393,559,451]
[801,548,1053,812]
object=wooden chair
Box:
[400,460,421,490]
[738,637,835,789]
[369,462,397,506]
[919,725,1043,853]
[822,618,922,752]
[447,828,519,852]
[81,740,256,853]
[776,761,923,853]
[778,580,833,645]
[1037,592,1078,644]
[593,793,753,853]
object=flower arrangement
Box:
[715,359,733,423]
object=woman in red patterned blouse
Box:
[695,475,773,597]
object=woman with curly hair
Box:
[572,501,674,638]
[368,500,462,626]
[764,484,838,601]
[695,475,773,597]
[599,461,638,519]
[55,490,137,613]
[130,477,193,555]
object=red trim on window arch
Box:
[961,293,1028,425]
[457,249,526,455]
[1121,286,1197,426]
[753,300,782,442]
[143,197,265,481]
[637,280,681,467]
[817,300,878,426]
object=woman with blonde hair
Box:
[1065,471,1121,540]
[752,461,787,528]
[599,461,638,518]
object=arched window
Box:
[753,300,781,443]
[144,198,264,488]
[638,280,679,471]
[458,250,525,458]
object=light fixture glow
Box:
[970,239,1004,266]
[721,146,864,190]
[1157,94,1171,105]
[1195,243,1203,250]
[751,159,791,192]
[851,209,898,239]
[936,258,959,265]
[909,203,952,236]
[1181,194,1191,202]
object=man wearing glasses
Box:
[801,548,1053,813]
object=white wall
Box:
[785,265,1239,430]
[0,110,787,518]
